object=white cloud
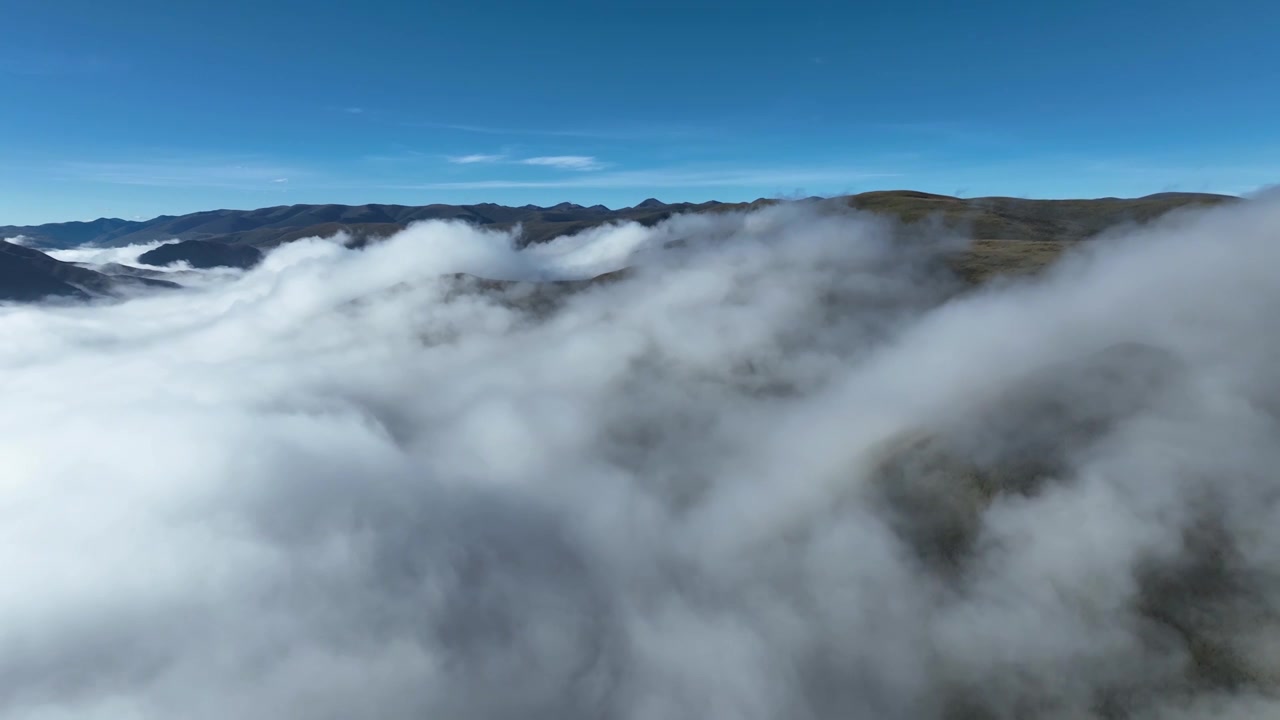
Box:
[3,198,1280,717]
[447,154,507,165]
[47,239,178,266]
[519,155,605,171]
[395,165,898,190]
[446,154,605,170]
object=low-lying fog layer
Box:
[2,200,1279,719]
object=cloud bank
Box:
[2,199,1280,719]
[45,239,174,266]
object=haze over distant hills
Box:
[1,190,1237,251]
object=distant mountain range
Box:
[0,191,1237,252]
[0,191,1240,303]
[0,198,707,251]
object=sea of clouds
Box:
[1,198,1279,719]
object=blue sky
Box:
[1,0,1277,224]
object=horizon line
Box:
[0,188,1251,228]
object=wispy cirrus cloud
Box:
[519,155,604,171]
[446,153,605,170]
[447,154,508,165]
[388,166,898,191]
[61,159,304,189]
[405,121,697,141]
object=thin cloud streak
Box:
[448,154,508,165]
[404,121,698,141]
[61,159,305,189]
[519,156,605,171]
[446,154,605,170]
[391,167,900,191]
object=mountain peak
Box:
[635,198,666,209]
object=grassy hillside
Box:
[948,239,1074,284]
[845,190,1236,242]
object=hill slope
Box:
[0,241,179,302]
